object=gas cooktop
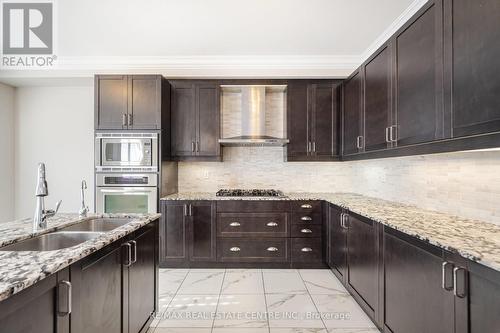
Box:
[216,189,285,198]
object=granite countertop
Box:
[161,192,500,272]
[0,213,161,302]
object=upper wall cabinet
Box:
[287,80,340,161]
[445,0,500,138]
[393,0,447,147]
[342,69,363,156]
[95,75,163,130]
[170,80,221,161]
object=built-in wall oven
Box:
[95,132,158,172]
[95,173,158,214]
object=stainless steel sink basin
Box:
[0,231,103,251]
[61,218,132,232]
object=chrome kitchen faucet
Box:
[79,180,89,217]
[33,163,62,232]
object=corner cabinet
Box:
[95,75,164,130]
[170,81,221,161]
[287,80,340,161]
[160,200,217,267]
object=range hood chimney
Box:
[219,85,289,147]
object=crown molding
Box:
[359,0,429,64]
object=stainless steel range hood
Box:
[219,85,289,147]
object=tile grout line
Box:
[261,269,271,333]
[210,268,227,333]
[298,270,330,332]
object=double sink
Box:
[0,218,133,252]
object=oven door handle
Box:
[98,188,155,194]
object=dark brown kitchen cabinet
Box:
[383,227,454,333]
[95,75,163,130]
[160,200,216,267]
[287,80,340,161]
[170,81,221,161]
[327,204,347,282]
[345,212,379,320]
[444,0,500,138]
[0,268,70,333]
[363,44,392,152]
[394,0,447,147]
[342,69,363,155]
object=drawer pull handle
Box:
[267,222,278,227]
[229,222,241,227]
[301,228,313,233]
[229,247,241,252]
[267,247,279,252]
[300,204,312,209]
[301,247,313,252]
[301,216,312,221]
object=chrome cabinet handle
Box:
[341,213,349,229]
[312,141,316,152]
[189,204,193,217]
[230,247,241,252]
[301,216,312,221]
[356,136,364,149]
[183,204,188,217]
[57,280,72,315]
[340,213,345,228]
[385,127,391,143]
[300,204,312,209]
[307,142,311,153]
[123,242,132,267]
[453,267,467,298]
[229,222,241,227]
[195,141,199,152]
[191,142,195,152]
[390,125,398,143]
[122,114,127,127]
[301,228,313,233]
[267,247,279,252]
[130,240,137,264]
[442,262,454,291]
[128,114,133,126]
[301,247,313,252]
[267,222,278,227]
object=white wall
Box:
[14,86,94,219]
[0,83,15,222]
[179,147,500,226]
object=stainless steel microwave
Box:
[95,133,158,172]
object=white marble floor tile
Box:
[157,295,219,328]
[189,268,226,273]
[266,294,325,328]
[263,272,307,294]
[176,271,225,295]
[327,329,381,333]
[154,328,212,333]
[221,271,265,294]
[151,294,174,327]
[214,294,268,328]
[226,268,262,273]
[159,270,188,296]
[262,269,299,274]
[213,328,269,333]
[159,268,190,275]
[299,270,348,295]
[310,294,376,329]
[270,329,328,333]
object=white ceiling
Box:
[0,0,424,86]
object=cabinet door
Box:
[129,75,162,130]
[287,81,311,159]
[128,226,157,333]
[160,202,188,265]
[171,83,196,158]
[196,84,220,158]
[71,245,123,333]
[189,202,216,261]
[0,270,70,333]
[327,205,347,281]
[312,83,339,158]
[395,0,445,146]
[363,45,391,152]
[383,228,454,333]
[446,0,500,138]
[343,70,363,155]
[346,213,378,319]
[95,75,128,130]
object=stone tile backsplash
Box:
[178,147,500,226]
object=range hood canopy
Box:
[219,85,289,147]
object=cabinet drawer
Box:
[217,213,289,237]
[217,200,290,212]
[217,238,289,262]
[291,238,322,262]
[291,224,322,238]
[291,201,322,212]
[291,211,322,225]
